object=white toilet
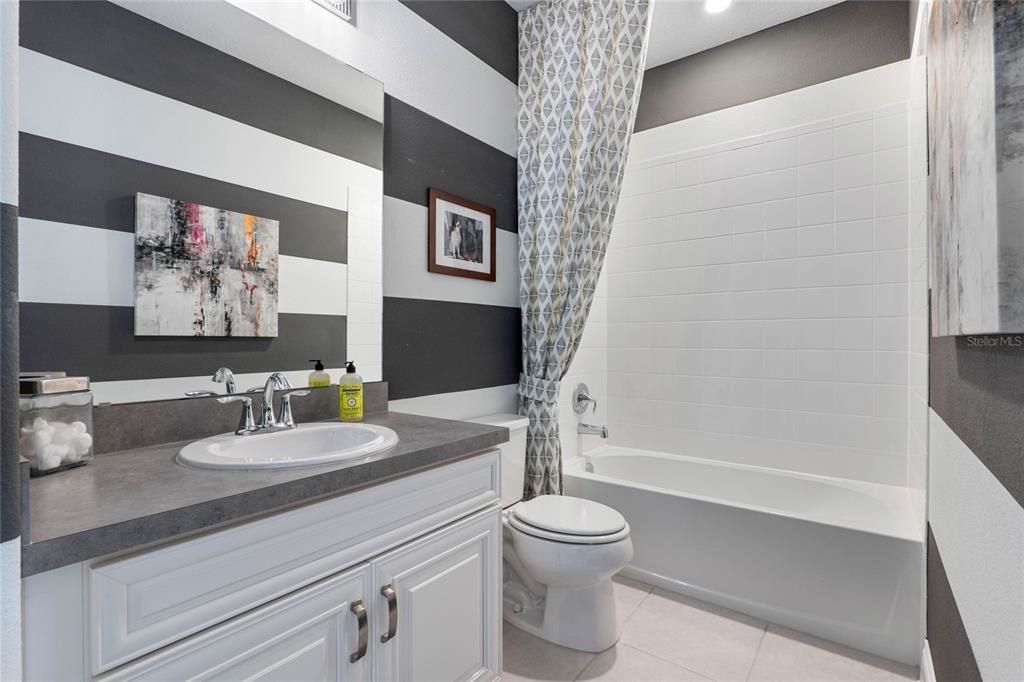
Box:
[469,414,633,653]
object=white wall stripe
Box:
[113,0,385,123]
[389,384,518,421]
[20,48,381,213]
[91,368,351,405]
[629,61,911,166]
[0,0,17,206]
[928,410,1024,682]
[19,218,349,317]
[228,0,517,156]
[19,219,134,307]
[383,196,520,309]
[278,255,347,317]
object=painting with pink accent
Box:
[134,192,279,337]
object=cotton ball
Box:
[72,432,93,456]
[32,417,48,431]
[26,429,53,455]
[35,451,61,471]
[51,423,74,446]
[43,443,69,463]
[70,421,88,434]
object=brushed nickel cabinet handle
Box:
[380,584,398,643]
[350,600,368,663]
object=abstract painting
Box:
[134,193,279,337]
[929,0,1024,335]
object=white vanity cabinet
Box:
[24,451,503,682]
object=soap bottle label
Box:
[340,385,363,421]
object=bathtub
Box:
[564,446,924,665]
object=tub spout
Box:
[578,423,608,438]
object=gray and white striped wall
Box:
[236,0,522,414]
[926,337,1024,682]
[1,0,20,676]
[17,0,385,404]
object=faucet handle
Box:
[217,395,257,435]
[185,390,218,398]
[278,389,310,428]
[572,383,598,415]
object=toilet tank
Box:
[468,413,529,507]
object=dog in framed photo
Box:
[443,211,484,264]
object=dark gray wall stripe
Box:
[398,0,518,84]
[1,203,20,543]
[20,0,383,170]
[384,96,517,232]
[930,335,1024,508]
[20,303,347,383]
[383,297,520,400]
[635,1,911,132]
[20,134,348,264]
[927,527,983,682]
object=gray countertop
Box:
[23,411,508,576]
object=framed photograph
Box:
[428,188,497,282]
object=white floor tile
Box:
[503,623,595,682]
[747,625,918,682]
[576,643,711,681]
[620,589,767,681]
[613,575,653,625]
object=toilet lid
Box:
[512,495,626,537]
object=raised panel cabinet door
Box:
[102,564,373,682]
[372,507,503,682]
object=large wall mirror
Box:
[18,0,383,404]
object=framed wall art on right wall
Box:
[928,0,1024,336]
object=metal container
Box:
[19,373,94,476]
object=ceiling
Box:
[506,0,844,70]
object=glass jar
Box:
[19,390,94,476]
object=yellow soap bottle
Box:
[307,359,331,388]
[339,361,364,422]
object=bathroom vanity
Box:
[21,409,507,681]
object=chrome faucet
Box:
[220,373,310,435]
[184,367,237,398]
[260,373,291,428]
[577,423,609,438]
[212,367,237,394]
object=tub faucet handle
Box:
[573,383,598,415]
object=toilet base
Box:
[503,578,620,653]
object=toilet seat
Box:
[508,495,629,545]
[508,513,631,544]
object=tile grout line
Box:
[744,624,771,682]
[618,642,716,681]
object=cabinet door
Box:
[102,564,373,682]
[372,507,502,682]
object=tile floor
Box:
[502,577,919,682]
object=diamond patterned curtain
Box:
[517,0,652,498]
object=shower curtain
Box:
[517,0,652,498]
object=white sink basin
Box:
[177,422,399,470]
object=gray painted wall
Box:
[635,0,910,132]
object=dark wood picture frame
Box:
[427,187,497,282]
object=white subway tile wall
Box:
[606,92,914,485]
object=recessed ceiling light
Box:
[705,0,732,13]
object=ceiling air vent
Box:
[312,0,355,24]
